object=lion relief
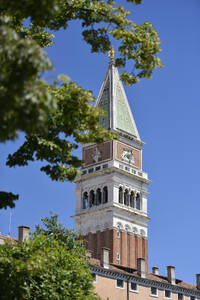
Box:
[121,148,134,164]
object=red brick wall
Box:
[82,141,113,166]
[121,231,127,266]
[82,229,148,270]
[129,234,134,267]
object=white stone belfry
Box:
[73,57,150,269]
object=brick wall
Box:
[82,141,113,166]
[83,229,148,269]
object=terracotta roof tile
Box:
[0,234,18,242]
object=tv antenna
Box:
[8,211,12,236]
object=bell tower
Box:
[73,55,150,270]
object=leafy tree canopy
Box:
[0,214,100,300]
[0,0,163,209]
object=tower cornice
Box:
[73,204,150,221]
[75,165,151,185]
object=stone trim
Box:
[75,165,150,184]
[116,130,144,146]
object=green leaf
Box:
[0,191,19,209]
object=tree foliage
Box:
[0,215,100,300]
[0,0,163,209]
[7,77,115,182]
[0,191,19,209]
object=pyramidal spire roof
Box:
[96,58,141,141]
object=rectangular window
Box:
[150,287,158,296]
[103,164,108,169]
[82,170,87,175]
[130,282,138,292]
[190,297,195,300]
[178,294,183,300]
[165,290,171,298]
[116,231,120,238]
[95,166,101,171]
[88,168,94,173]
[116,279,124,289]
[116,253,120,260]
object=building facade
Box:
[73,56,200,300]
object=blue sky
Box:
[1,0,200,285]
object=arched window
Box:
[136,193,140,210]
[103,186,108,203]
[82,192,88,209]
[96,188,102,205]
[89,190,95,207]
[130,191,134,208]
[119,187,123,204]
[124,189,129,206]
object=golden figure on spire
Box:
[108,47,115,59]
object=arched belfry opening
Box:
[82,192,88,209]
[96,188,102,205]
[119,187,123,204]
[103,186,108,203]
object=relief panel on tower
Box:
[82,141,113,166]
[114,141,141,169]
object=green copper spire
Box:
[96,58,140,140]
[97,79,110,129]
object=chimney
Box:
[101,247,110,269]
[196,274,200,289]
[152,267,159,275]
[167,266,176,285]
[137,258,146,278]
[18,226,30,242]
